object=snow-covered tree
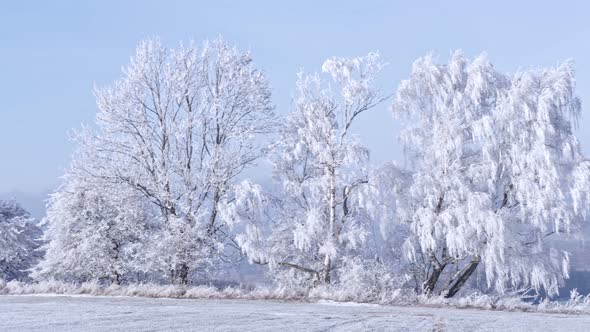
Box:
[33,136,150,284]
[390,51,589,297]
[223,53,388,286]
[34,181,148,284]
[37,37,275,285]
[0,200,42,281]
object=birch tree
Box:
[391,51,589,297]
[223,53,387,285]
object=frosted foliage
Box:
[0,200,42,281]
[218,180,273,265]
[337,257,408,302]
[33,165,149,283]
[390,51,588,297]
[222,53,387,286]
[36,37,275,285]
[28,38,590,301]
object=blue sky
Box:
[2,0,590,195]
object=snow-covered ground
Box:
[0,295,589,331]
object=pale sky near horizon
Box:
[2,0,590,195]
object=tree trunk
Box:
[424,264,446,294]
[113,270,121,285]
[444,256,480,298]
[322,256,332,284]
[174,263,190,285]
[423,246,447,295]
[322,166,337,285]
[111,239,121,285]
[208,188,221,234]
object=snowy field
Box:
[0,295,589,331]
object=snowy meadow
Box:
[2,36,590,330]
